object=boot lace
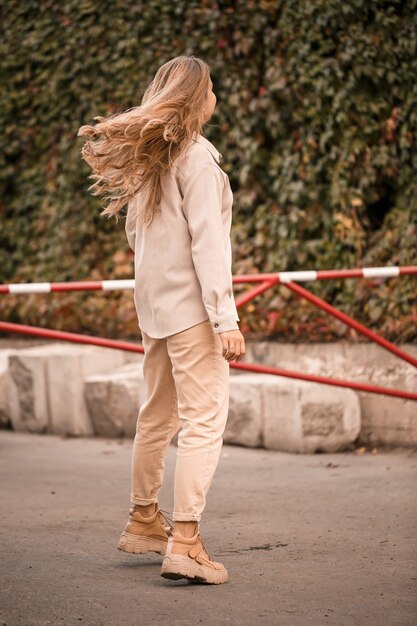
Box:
[130,504,174,535]
[196,532,212,561]
[158,507,174,535]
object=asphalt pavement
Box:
[0,431,416,626]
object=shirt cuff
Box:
[211,317,240,334]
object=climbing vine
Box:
[1,0,416,342]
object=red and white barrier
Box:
[0,279,135,295]
[1,266,416,294]
[1,265,416,402]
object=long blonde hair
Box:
[77,55,211,228]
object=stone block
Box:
[121,349,144,366]
[244,341,416,448]
[263,377,361,453]
[0,350,19,429]
[262,376,302,453]
[7,344,125,435]
[7,349,49,433]
[225,374,263,447]
[84,362,144,437]
[356,366,417,447]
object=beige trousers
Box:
[130,319,230,522]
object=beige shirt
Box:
[125,132,240,338]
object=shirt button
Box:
[214,323,219,328]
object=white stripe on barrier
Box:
[279,271,318,283]
[9,283,52,294]
[362,266,400,278]
[102,279,135,290]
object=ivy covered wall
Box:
[1,0,416,341]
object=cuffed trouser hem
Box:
[172,512,202,522]
[130,495,158,506]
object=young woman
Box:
[78,55,245,585]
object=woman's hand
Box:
[218,329,246,362]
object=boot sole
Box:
[161,554,228,585]
[117,532,167,555]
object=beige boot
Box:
[117,503,173,556]
[161,526,228,584]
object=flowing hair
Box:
[77,55,211,228]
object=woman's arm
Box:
[181,163,240,334]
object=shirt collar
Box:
[191,132,222,164]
